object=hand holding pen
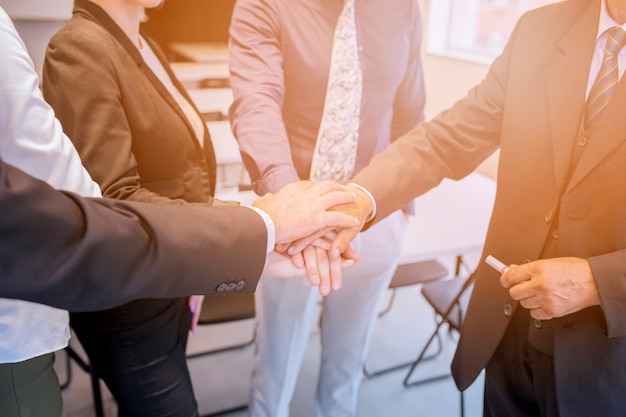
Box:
[484,255,600,320]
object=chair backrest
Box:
[198,293,255,325]
[389,259,449,289]
[420,275,474,331]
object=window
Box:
[426,0,560,65]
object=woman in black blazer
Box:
[43,0,223,415]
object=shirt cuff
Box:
[245,206,276,254]
[347,182,376,222]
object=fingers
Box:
[321,210,360,229]
[303,246,320,286]
[341,245,360,263]
[329,228,361,260]
[315,247,331,296]
[317,188,357,209]
[290,251,304,268]
[499,263,526,289]
[286,228,332,255]
[329,251,343,292]
[301,244,354,296]
[507,278,534,301]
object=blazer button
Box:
[216,283,227,293]
[236,280,246,291]
[503,304,513,317]
[227,282,237,292]
[577,135,588,147]
[544,210,553,223]
[533,319,543,329]
[551,229,559,239]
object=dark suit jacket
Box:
[42,0,218,206]
[352,0,626,414]
[0,159,266,311]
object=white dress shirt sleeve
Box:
[0,7,101,198]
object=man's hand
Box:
[262,250,356,282]
[500,257,600,320]
[280,183,373,258]
[252,181,357,244]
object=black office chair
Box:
[402,273,475,417]
[188,293,256,359]
[363,259,449,378]
[187,292,256,417]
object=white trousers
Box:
[248,211,407,417]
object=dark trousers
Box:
[0,353,63,417]
[484,308,559,417]
[71,297,198,417]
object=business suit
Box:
[352,0,626,415]
[0,158,266,311]
[41,1,231,415]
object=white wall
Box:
[0,0,73,74]
[417,0,499,179]
[3,0,499,178]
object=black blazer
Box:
[352,0,626,414]
[0,159,266,311]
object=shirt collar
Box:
[597,0,626,40]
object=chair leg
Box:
[460,389,465,417]
[362,329,443,379]
[403,318,451,387]
[65,346,105,417]
[59,349,72,390]
[377,289,398,318]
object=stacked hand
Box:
[259,183,373,296]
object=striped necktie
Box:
[310,0,362,183]
[584,26,626,131]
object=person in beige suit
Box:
[303,0,626,415]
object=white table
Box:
[188,88,233,118]
[399,173,496,266]
[206,120,241,166]
[169,42,229,63]
[171,62,229,86]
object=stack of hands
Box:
[251,180,374,296]
[252,180,603,321]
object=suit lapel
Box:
[80,0,207,152]
[566,76,626,193]
[544,0,599,192]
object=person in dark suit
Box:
[40,1,356,415]
[0,157,357,311]
[305,0,626,415]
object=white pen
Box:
[485,255,509,274]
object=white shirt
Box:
[0,7,101,363]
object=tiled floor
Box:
[56,254,485,417]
